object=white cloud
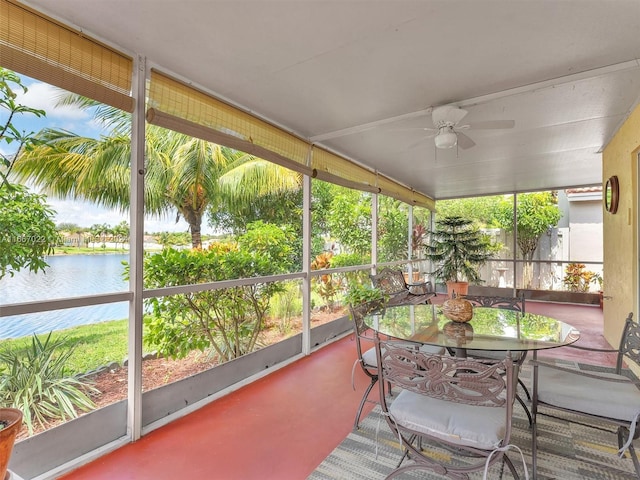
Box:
[14,81,89,121]
[47,197,210,234]
[48,198,126,227]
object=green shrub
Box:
[0,333,97,434]
[143,221,295,361]
[270,281,302,336]
[329,252,366,268]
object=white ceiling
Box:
[23,0,640,200]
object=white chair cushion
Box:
[361,347,377,368]
[537,365,640,422]
[389,389,506,450]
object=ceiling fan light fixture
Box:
[435,129,457,149]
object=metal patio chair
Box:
[370,267,435,307]
[349,302,444,431]
[531,312,640,479]
[463,294,532,426]
[463,294,525,312]
[349,301,385,430]
[375,336,526,479]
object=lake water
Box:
[0,254,129,339]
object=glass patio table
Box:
[364,303,580,357]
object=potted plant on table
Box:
[344,282,386,312]
[424,215,494,297]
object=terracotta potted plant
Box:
[0,408,22,480]
[424,216,494,297]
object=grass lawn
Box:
[0,289,330,377]
[0,319,155,375]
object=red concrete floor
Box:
[59,331,376,480]
[525,301,618,366]
[59,301,611,480]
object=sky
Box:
[2,75,202,234]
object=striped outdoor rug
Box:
[309,361,639,479]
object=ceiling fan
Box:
[421,105,515,150]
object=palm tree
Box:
[215,158,303,232]
[218,158,301,204]
[112,221,130,250]
[11,93,300,249]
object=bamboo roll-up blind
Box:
[147,69,434,209]
[0,0,134,112]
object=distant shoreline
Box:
[50,248,129,256]
[50,245,164,256]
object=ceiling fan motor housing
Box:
[435,126,458,148]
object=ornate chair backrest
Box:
[617,313,640,374]
[376,337,516,409]
[349,303,369,337]
[409,280,434,295]
[463,294,525,314]
[349,301,384,358]
[370,268,408,296]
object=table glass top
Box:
[365,303,580,352]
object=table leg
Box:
[531,350,538,480]
[453,347,467,358]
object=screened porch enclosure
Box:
[0,1,633,479]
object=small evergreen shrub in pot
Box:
[424,216,495,297]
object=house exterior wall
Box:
[477,191,603,292]
[566,192,603,265]
[602,102,640,348]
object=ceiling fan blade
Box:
[456,131,476,149]
[385,126,439,134]
[463,119,515,130]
